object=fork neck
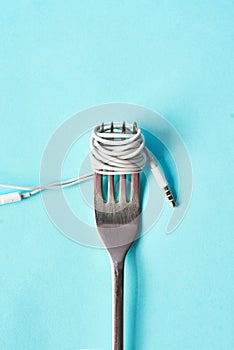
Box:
[108,249,126,350]
[108,244,131,265]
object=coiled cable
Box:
[90,122,146,175]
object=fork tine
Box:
[94,173,103,201]
[131,173,140,202]
[119,174,126,202]
[122,121,126,133]
[133,121,137,133]
[110,121,114,133]
[108,175,115,203]
[100,122,104,132]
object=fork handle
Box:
[112,260,124,350]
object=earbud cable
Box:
[0,123,175,206]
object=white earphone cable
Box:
[0,123,175,206]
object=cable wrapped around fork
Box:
[90,122,146,175]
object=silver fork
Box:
[94,170,140,350]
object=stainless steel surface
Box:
[94,172,140,350]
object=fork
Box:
[94,172,140,350]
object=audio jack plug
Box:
[144,147,176,207]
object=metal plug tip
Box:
[164,186,176,207]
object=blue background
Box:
[0,1,233,349]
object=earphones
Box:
[0,122,176,207]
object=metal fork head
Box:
[94,173,140,252]
[94,121,141,253]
